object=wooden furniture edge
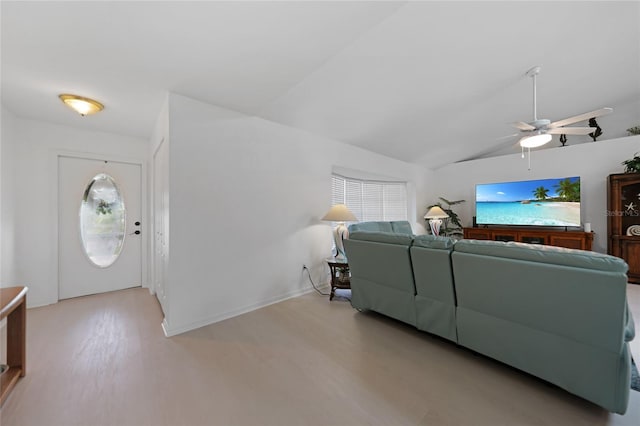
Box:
[0,368,22,405]
[0,286,28,320]
[463,227,594,251]
[0,286,28,406]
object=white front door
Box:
[58,155,142,300]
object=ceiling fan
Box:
[459,66,614,164]
[513,65,612,148]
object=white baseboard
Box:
[161,285,325,337]
[25,298,56,309]
[161,318,171,337]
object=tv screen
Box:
[475,176,581,227]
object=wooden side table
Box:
[0,286,28,406]
[326,258,350,301]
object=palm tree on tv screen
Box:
[553,178,580,202]
[532,186,549,201]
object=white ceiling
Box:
[2,1,639,169]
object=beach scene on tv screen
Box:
[476,177,581,226]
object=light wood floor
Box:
[1,285,640,426]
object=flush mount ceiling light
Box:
[58,94,104,116]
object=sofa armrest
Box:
[625,306,635,342]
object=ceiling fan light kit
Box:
[520,132,552,148]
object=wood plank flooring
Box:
[1,285,639,426]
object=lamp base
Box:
[333,222,349,259]
[429,219,442,237]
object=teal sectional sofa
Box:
[343,225,635,414]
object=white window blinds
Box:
[331,174,408,222]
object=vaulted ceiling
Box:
[2,1,639,169]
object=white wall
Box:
[434,135,640,253]
[1,106,17,287]
[4,116,148,307]
[161,93,431,335]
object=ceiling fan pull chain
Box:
[532,72,538,121]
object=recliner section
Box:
[346,231,416,326]
[411,234,458,342]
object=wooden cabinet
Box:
[464,228,493,240]
[463,227,593,251]
[608,173,640,284]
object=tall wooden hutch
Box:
[607,173,640,284]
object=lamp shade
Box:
[424,206,449,219]
[322,204,357,222]
[520,133,552,148]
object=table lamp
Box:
[322,204,357,259]
[424,206,449,237]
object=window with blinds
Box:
[331,174,408,222]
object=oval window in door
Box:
[79,173,126,267]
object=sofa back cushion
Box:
[348,222,392,233]
[390,221,413,234]
[348,221,413,235]
[347,231,413,246]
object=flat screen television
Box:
[475,176,581,227]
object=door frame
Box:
[50,150,148,302]
[151,137,166,299]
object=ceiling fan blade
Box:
[512,121,536,131]
[497,132,520,140]
[549,107,613,128]
[456,138,519,163]
[547,127,595,135]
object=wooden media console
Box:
[463,227,593,251]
